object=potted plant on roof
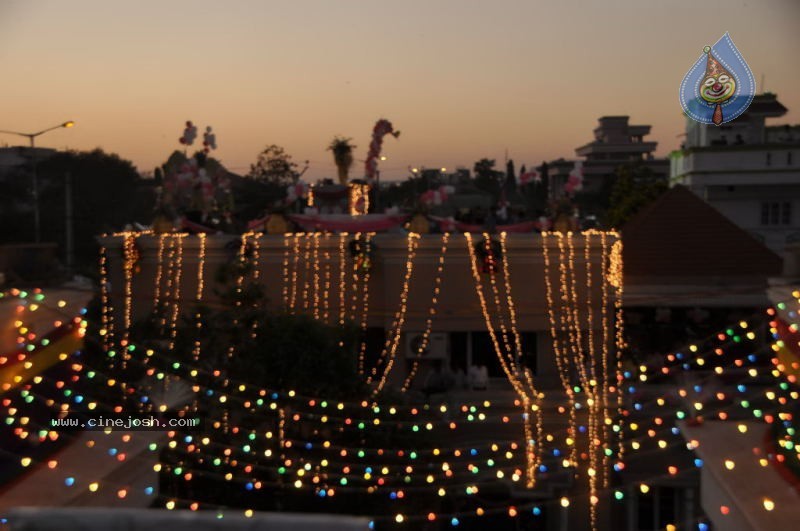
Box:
[328,136,356,186]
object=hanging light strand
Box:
[167,234,185,353]
[541,232,577,465]
[152,234,166,313]
[371,233,420,396]
[322,233,332,324]
[282,233,291,309]
[464,232,538,487]
[121,232,138,341]
[610,237,625,461]
[483,234,518,370]
[499,232,544,482]
[98,244,114,353]
[355,233,374,377]
[159,235,178,334]
[312,233,321,320]
[598,231,612,487]
[289,233,301,314]
[338,233,348,327]
[302,233,312,313]
[566,232,599,530]
[401,233,449,392]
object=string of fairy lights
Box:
[7,236,796,522]
[368,233,420,395]
[0,285,795,529]
[94,230,625,529]
[400,233,449,393]
[0,298,780,528]
[463,232,544,490]
[353,233,374,376]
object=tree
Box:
[473,158,496,180]
[504,158,517,196]
[328,137,356,186]
[248,144,303,186]
[34,149,149,275]
[605,164,668,228]
[473,158,503,199]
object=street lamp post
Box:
[375,155,387,213]
[0,121,75,243]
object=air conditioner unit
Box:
[405,332,448,360]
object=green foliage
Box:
[328,136,356,185]
[503,159,517,197]
[35,149,149,274]
[231,312,362,398]
[380,173,427,211]
[248,144,301,186]
[605,164,668,228]
[172,259,363,399]
[472,158,503,199]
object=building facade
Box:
[99,232,621,395]
[548,116,669,200]
[670,93,800,254]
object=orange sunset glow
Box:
[0,0,798,179]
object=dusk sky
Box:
[1,0,798,181]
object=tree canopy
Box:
[0,148,151,276]
[248,144,304,186]
[605,164,668,228]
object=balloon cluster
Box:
[420,185,455,207]
[365,119,399,184]
[564,161,583,196]
[286,181,310,205]
[179,121,217,154]
[162,156,232,219]
[179,121,198,146]
[203,126,217,153]
[517,168,540,186]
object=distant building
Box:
[0,146,55,177]
[0,147,56,218]
[623,184,782,309]
[548,116,669,199]
[670,93,800,254]
[619,186,783,530]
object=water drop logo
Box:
[679,33,755,125]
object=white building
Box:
[670,94,800,254]
[548,116,670,199]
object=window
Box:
[761,202,792,225]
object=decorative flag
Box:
[679,33,755,126]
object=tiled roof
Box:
[622,185,782,281]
